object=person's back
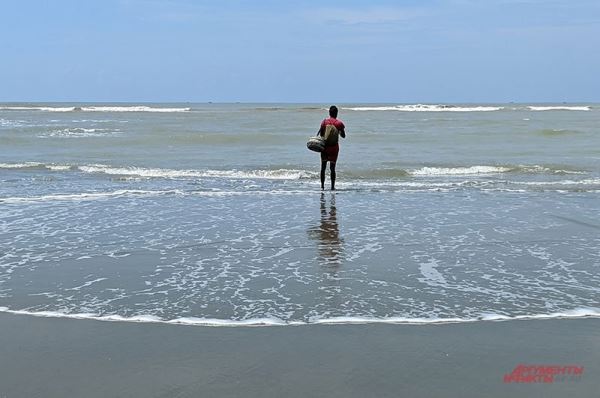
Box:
[322,124,340,146]
[317,106,346,190]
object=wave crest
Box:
[78,165,316,180]
[343,104,503,112]
[409,165,585,176]
[528,106,591,111]
[0,106,191,112]
[0,162,586,180]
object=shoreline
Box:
[2,306,600,327]
[1,313,598,397]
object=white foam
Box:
[410,166,511,176]
[0,106,76,112]
[165,317,289,327]
[479,308,600,321]
[418,259,447,286]
[337,180,459,188]
[1,306,599,327]
[408,165,582,177]
[80,106,191,113]
[78,164,316,180]
[189,190,315,197]
[528,106,591,111]
[519,178,600,186]
[65,278,108,291]
[343,104,503,112]
[46,165,73,171]
[0,189,180,204]
[0,189,313,203]
[0,162,374,178]
[0,162,43,169]
[517,165,585,175]
[0,118,26,127]
[0,162,75,171]
[39,128,121,138]
[310,316,468,325]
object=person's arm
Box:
[317,120,325,136]
[339,121,346,138]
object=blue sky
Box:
[1,0,599,102]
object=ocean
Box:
[1,103,599,326]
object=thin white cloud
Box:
[305,6,427,25]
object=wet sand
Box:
[0,314,598,397]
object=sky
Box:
[1,0,599,103]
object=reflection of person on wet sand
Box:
[308,193,343,266]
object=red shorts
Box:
[321,144,339,162]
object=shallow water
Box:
[1,103,599,325]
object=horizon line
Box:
[1,100,598,105]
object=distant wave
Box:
[1,306,599,327]
[0,106,191,113]
[0,162,76,171]
[84,106,191,112]
[535,128,583,137]
[0,106,75,112]
[528,106,591,111]
[343,104,503,112]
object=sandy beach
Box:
[1,314,598,397]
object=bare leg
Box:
[330,162,336,190]
[320,161,327,190]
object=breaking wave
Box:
[0,162,315,179]
[528,106,591,111]
[410,165,584,176]
[0,162,586,180]
[1,306,599,327]
[343,104,503,112]
[0,106,191,113]
[77,165,316,180]
[0,162,76,171]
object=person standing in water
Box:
[317,105,346,190]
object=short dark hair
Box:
[329,105,338,118]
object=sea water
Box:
[1,103,599,326]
